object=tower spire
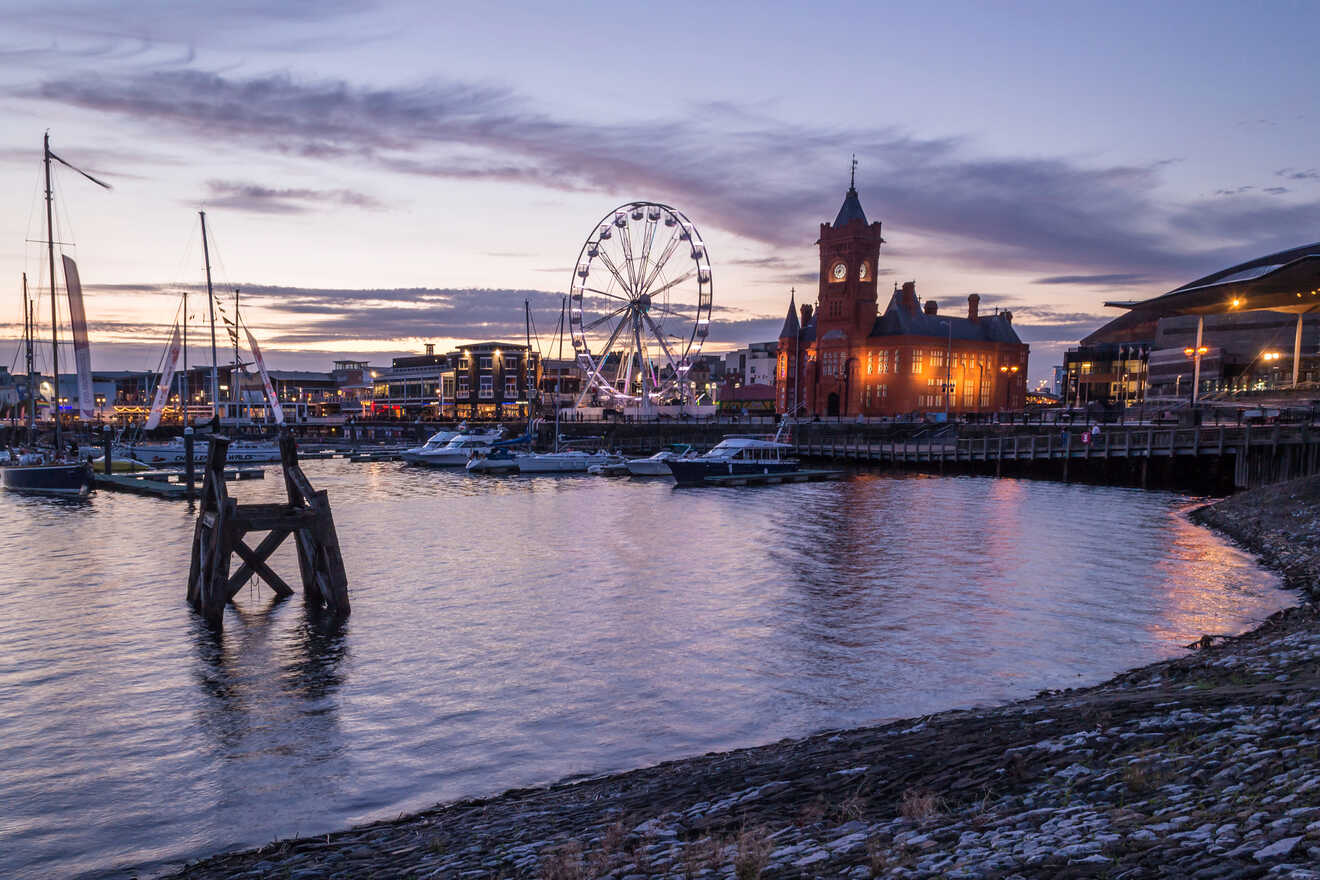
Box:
[850,154,857,190]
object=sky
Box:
[1,0,1319,386]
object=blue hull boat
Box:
[2,463,95,496]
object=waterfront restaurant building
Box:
[777,182,1028,418]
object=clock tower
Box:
[812,169,884,415]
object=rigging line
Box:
[640,226,682,292]
[47,151,112,189]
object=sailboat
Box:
[516,297,614,473]
[114,212,283,465]
[2,135,102,495]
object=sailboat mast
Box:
[233,288,240,419]
[43,133,61,452]
[23,273,34,442]
[200,211,219,423]
[555,296,566,452]
[180,286,189,426]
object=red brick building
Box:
[777,182,1029,417]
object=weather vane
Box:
[850,154,858,189]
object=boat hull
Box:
[517,452,612,473]
[2,463,95,495]
[666,459,799,486]
[626,458,678,476]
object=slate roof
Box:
[871,289,1022,344]
[778,293,800,338]
[833,186,868,228]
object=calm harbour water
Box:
[0,461,1294,879]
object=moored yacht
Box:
[405,429,506,466]
[113,437,281,465]
[625,444,695,476]
[665,435,799,485]
[399,423,495,463]
[516,449,616,473]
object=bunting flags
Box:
[245,328,285,425]
[145,323,182,430]
[62,256,96,421]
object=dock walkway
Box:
[794,424,1320,490]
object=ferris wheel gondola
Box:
[568,201,713,406]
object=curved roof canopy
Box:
[1084,241,1320,344]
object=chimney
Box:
[425,342,435,356]
[968,293,980,322]
[924,300,938,316]
[801,303,813,326]
[902,281,918,314]
[1002,310,1012,323]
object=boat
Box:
[2,135,107,496]
[465,447,520,474]
[112,437,281,465]
[406,430,506,466]
[625,444,695,476]
[400,423,498,463]
[586,456,630,476]
[665,434,800,485]
[89,456,150,473]
[517,449,617,473]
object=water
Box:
[0,463,1293,879]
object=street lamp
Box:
[998,364,1020,410]
[1183,345,1208,402]
[939,320,952,419]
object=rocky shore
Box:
[162,477,1320,880]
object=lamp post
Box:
[940,320,952,419]
[998,363,1019,411]
[1183,344,1208,403]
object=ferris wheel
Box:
[569,201,713,405]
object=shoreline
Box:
[159,478,1320,879]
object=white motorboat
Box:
[113,437,282,465]
[516,449,616,473]
[464,448,520,474]
[586,456,629,476]
[399,423,497,463]
[625,444,695,476]
[405,430,505,466]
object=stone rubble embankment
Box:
[161,476,1320,880]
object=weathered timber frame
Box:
[187,430,349,627]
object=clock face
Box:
[858,262,870,281]
[830,261,847,281]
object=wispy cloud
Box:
[1277,168,1319,181]
[1033,273,1151,286]
[202,180,384,214]
[26,67,1319,287]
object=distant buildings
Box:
[1063,241,1320,405]
[777,181,1028,418]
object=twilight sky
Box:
[2,0,1318,384]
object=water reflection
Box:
[0,462,1294,879]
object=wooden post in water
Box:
[187,429,349,628]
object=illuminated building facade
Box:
[777,182,1028,417]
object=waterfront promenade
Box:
[163,477,1320,879]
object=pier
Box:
[93,466,265,499]
[791,423,1320,491]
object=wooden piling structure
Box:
[187,430,349,628]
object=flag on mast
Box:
[144,323,182,430]
[62,256,96,421]
[245,327,285,425]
